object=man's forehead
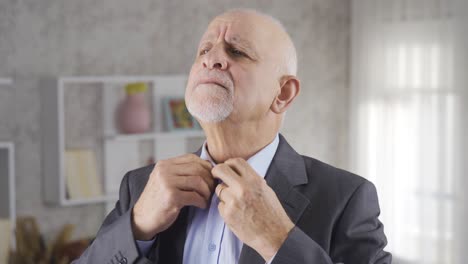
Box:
[196,10,298,75]
[199,15,271,49]
[202,17,255,40]
[200,31,255,47]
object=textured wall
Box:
[0,0,350,240]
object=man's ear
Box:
[271,75,300,114]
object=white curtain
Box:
[350,0,468,263]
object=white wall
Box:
[0,0,350,240]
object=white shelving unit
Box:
[0,79,15,255]
[41,76,206,211]
[0,142,16,250]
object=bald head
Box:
[211,9,298,76]
[186,8,301,127]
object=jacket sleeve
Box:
[272,181,392,264]
[71,171,154,264]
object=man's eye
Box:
[230,48,245,57]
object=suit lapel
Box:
[154,149,203,263]
[238,134,310,264]
[155,206,190,264]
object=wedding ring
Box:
[218,185,225,202]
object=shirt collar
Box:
[199,134,280,178]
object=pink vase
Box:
[117,93,151,134]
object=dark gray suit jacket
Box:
[73,134,391,264]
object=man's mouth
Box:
[197,78,228,90]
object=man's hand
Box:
[131,154,214,240]
[212,158,294,261]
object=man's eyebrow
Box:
[198,33,216,48]
[198,33,260,59]
[228,36,252,50]
[227,35,259,58]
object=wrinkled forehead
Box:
[199,13,276,52]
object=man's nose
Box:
[202,46,228,70]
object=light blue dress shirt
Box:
[183,134,279,264]
[136,134,280,264]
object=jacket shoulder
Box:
[302,155,368,187]
[300,155,371,199]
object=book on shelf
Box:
[0,218,10,264]
[65,149,103,199]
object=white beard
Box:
[186,83,234,123]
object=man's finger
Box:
[224,158,251,178]
[172,175,212,201]
[179,161,213,176]
[211,164,242,190]
[215,183,229,201]
[177,190,208,209]
[171,154,213,171]
[170,163,215,191]
[218,198,226,219]
[218,198,225,216]
[217,184,235,204]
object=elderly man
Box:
[73,9,391,264]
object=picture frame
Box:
[163,97,201,131]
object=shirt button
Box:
[208,243,217,252]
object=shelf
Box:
[61,195,119,206]
[0,142,15,250]
[59,76,161,84]
[42,75,206,213]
